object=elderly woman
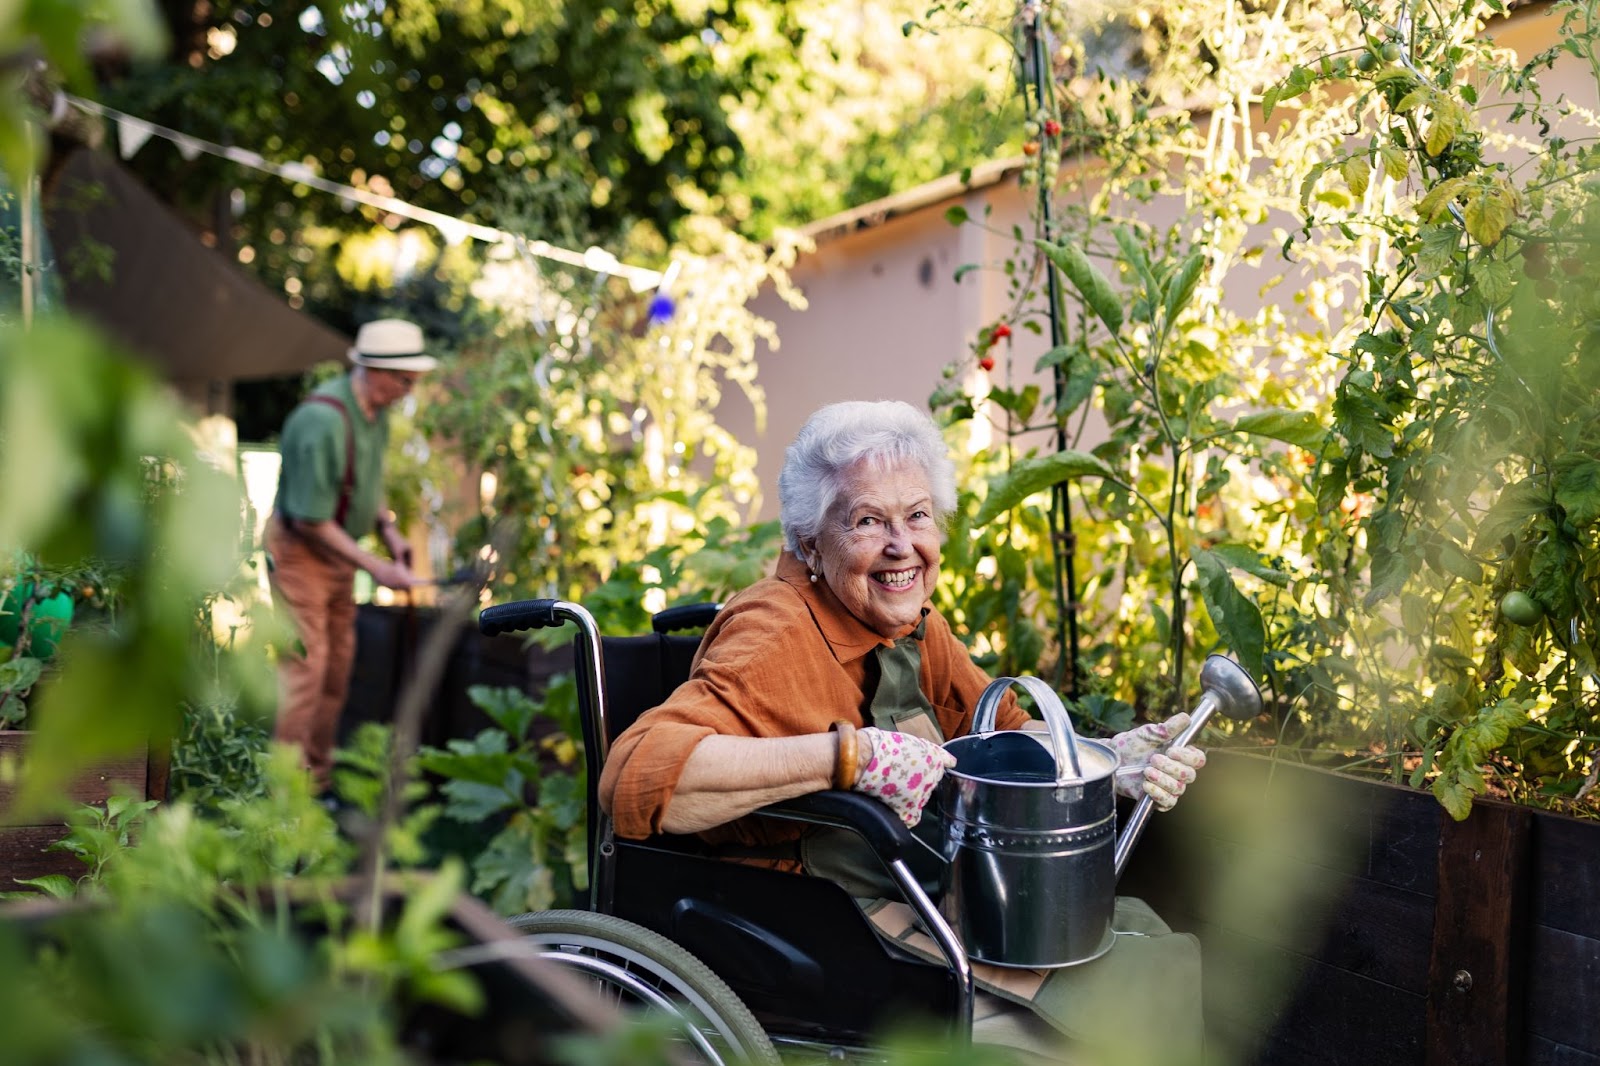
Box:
[600,399,1202,842]
[598,400,1206,1059]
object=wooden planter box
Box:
[1120,750,1599,1066]
[339,603,575,749]
[0,730,167,888]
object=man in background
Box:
[266,318,433,792]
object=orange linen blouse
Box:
[598,551,1028,845]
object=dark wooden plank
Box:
[1530,813,1600,940]
[145,738,171,803]
[0,825,80,885]
[0,732,148,820]
[1526,926,1600,1056]
[1128,818,1436,993]
[1426,801,1533,1066]
[1366,785,1442,895]
[1198,923,1427,1066]
[1180,752,1442,896]
[1527,1036,1600,1066]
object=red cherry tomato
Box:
[978,356,995,371]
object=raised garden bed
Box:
[0,730,167,888]
[1120,750,1599,1066]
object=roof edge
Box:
[799,154,1030,245]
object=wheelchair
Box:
[478,597,977,1065]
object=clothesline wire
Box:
[65,94,667,293]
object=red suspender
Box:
[303,394,355,527]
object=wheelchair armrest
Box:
[652,602,721,633]
[756,790,917,864]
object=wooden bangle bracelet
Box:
[830,719,859,790]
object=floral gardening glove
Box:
[852,727,958,828]
[1110,712,1206,811]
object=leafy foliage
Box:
[1269,0,1600,814]
[925,0,1600,817]
[417,681,588,914]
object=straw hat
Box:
[348,319,437,372]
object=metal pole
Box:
[1023,2,1079,697]
[18,122,36,330]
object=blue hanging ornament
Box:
[647,292,676,325]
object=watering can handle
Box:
[972,676,1083,781]
[1112,654,1262,879]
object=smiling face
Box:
[368,368,421,409]
[803,458,941,638]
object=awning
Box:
[42,147,350,386]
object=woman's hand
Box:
[850,727,957,827]
[1110,712,1206,811]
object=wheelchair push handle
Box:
[480,598,585,637]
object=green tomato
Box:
[1499,590,1543,627]
[1380,42,1404,62]
[1356,51,1379,72]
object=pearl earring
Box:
[809,571,819,584]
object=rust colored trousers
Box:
[266,514,358,790]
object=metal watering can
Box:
[931,655,1262,969]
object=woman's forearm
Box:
[659,732,841,834]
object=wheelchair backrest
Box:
[597,632,706,744]
[575,603,719,875]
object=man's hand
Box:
[850,727,957,827]
[367,558,416,590]
[1110,712,1206,811]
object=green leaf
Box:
[975,451,1120,526]
[1463,180,1514,246]
[1262,66,1315,123]
[11,874,76,899]
[987,384,1040,422]
[1425,99,1462,157]
[1531,532,1580,621]
[1470,479,1548,553]
[953,263,979,284]
[440,779,519,821]
[1035,239,1123,334]
[1034,344,1075,371]
[945,205,969,226]
[1432,774,1477,820]
[1555,461,1600,526]
[466,685,537,740]
[0,656,43,696]
[1341,156,1371,200]
[1379,143,1410,181]
[1160,252,1206,334]
[1192,549,1266,680]
[1415,224,1460,282]
[1262,86,1280,122]
[1233,409,1326,449]
[1417,177,1469,222]
[1113,227,1159,302]
[1206,543,1290,587]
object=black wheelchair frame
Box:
[479,597,976,1060]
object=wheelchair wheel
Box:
[508,909,779,1066]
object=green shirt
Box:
[273,374,389,538]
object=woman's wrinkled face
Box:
[805,458,941,638]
